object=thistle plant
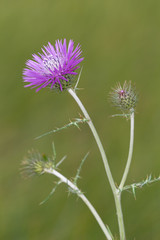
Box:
[22,39,160,240]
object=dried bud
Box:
[110,81,137,112]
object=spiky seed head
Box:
[21,150,55,178]
[109,81,137,113]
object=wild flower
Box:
[23,39,84,92]
[22,39,159,240]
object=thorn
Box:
[74,152,89,185]
[52,142,56,161]
[74,122,80,129]
[39,180,62,205]
[74,67,83,91]
[56,155,67,167]
[132,185,136,200]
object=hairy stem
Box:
[44,168,113,240]
[119,112,135,191]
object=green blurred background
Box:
[1,0,160,239]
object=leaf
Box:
[40,180,62,205]
[74,152,89,185]
[35,117,88,140]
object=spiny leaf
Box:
[56,155,67,167]
[51,142,66,168]
[74,152,89,185]
[35,117,88,140]
[40,180,62,205]
[110,113,130,119]
[122,174,160,197]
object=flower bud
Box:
[110,81,137,112]
[21,150,55,178]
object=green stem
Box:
[45,168,113,240]
[115,112,135,240]
[68,88,127,240]
[119,112,135,191]
[68,88,116,193]
[114,191,126,240]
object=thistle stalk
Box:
[44,168,113,240]
[68,88,116,193]
[114,191,126,240]
[68,88,127,240]
[119,112,135,190]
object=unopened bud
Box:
[110,81,137,112]
[21,150,55,178]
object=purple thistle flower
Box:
[23,39,84,92]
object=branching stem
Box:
[68,88,135,240]
[44,168,113,240]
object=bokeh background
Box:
[1,0,160,239]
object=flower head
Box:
[21,150,55,178]
[23,39,84,92]
[110,81,137,112]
